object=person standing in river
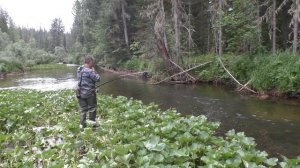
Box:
[76,56,100,129]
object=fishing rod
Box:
[96,71,148,88]
[78,70,148,97]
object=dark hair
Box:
[84,56,94,64]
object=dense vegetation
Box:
[68,0,300,94]
[190,53,300,93]
[69,0,300,63]
[1,89,300,167]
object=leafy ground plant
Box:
[0,89,299,167]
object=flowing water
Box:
[1,65,300,157]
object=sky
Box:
[0,0,75,32]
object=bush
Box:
[120,56,163,74]
[231,55,256,83]
[0,59,23,73]
[0,39,57,70]
[251,54,300,92]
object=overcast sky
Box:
[0,0,75,32]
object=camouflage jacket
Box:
[77,66,100,98]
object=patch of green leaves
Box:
[0,90,298,167]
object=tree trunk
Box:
[292,0,299,54]
[153,0,191,81]
[188,0,192,56]
[172,0,182,64]
[160,0,169,53]
[272,0,277,54]
[121,0,129,46]
[257,0,262,47]
[154,0,175,75]
[208,24,211,53]
[292,18,298,54]
[218,0,223,56]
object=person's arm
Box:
[90,68,100,82]
[77,66,83,80]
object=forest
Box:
[1,0,300,94]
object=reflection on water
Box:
[0,66,300,157]
[0,67,77,91]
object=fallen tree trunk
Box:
[100,67,148,78]
[153,61,212,85]
[217,57,257,94]
[169,59,197,83]
[238,80,252,92]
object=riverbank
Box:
[1,89,299,167]
[117,53,300,99]
[26,63,70,70]
[0,63,71,79]
[0,59,24,78]
[100,66,149,79]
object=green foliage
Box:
[251,53,300,92]
[188,54,230,82]
[54,46,67,62]
[0,8,9,34]
[120,56,148,71]
[0,32,57,72]
[0,31,11,50]
[0,8,67,71]
[50,18,65,52]
[0,40,56,67]
[197,60,227,82]
[0,59,23,73]
[190,53,300,93]
[0,90,298,167]
[230,55,256,83]
[223,0,260,53]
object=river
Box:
[0,65,300,157]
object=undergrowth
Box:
[0,90,299,167]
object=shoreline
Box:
[0,63,70,79]
[0,70,25,79]
[100,66,149,78]
[100,66,300,100]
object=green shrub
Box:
[120,56,163,74]
[251,54,300,92]
[0,62,9,73]
[0,59,23,73]
[122,56,141,70]
[231,56,255,83]
[193,54,233,82]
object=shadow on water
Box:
[1,66,300,157]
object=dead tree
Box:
[147,0,195,82]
